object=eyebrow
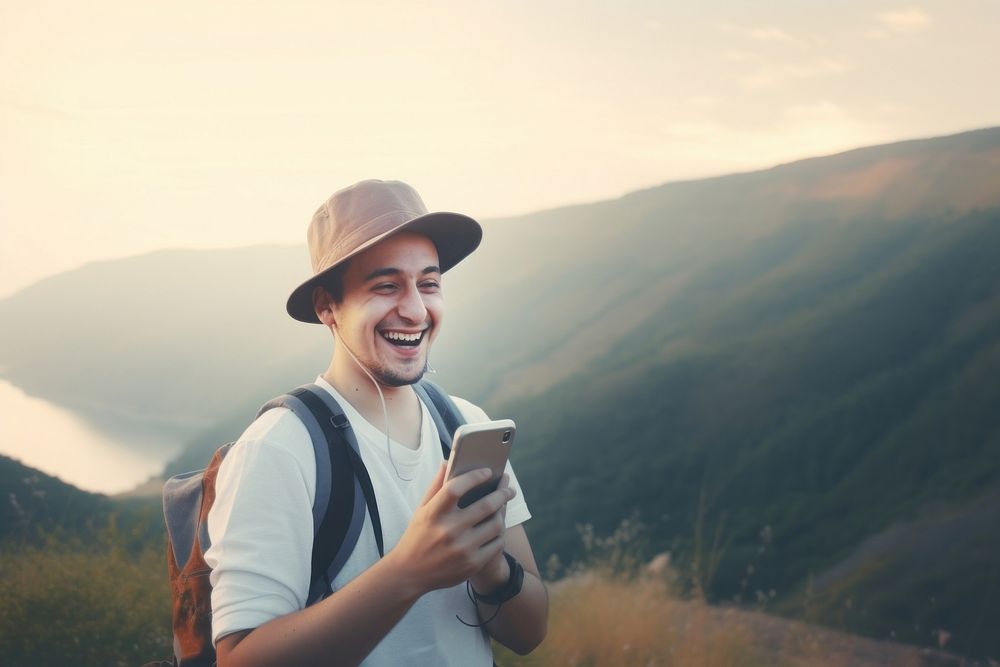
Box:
[362,265,441,283]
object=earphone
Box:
[331,321,414,481]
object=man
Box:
[205,180,548,666]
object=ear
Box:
[312,286,337,328]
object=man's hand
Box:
[386,464,516,596]
[470,473,513,593]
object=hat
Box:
[286,179,483,323]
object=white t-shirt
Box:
[205,376,531,666]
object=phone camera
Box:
[502,430,511,443]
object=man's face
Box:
[328,231,443,387]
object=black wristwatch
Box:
[472,552,524,606]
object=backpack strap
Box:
[257,385,384,605]
[260,380,465,604]
[414,379,467,457]
[293,388,385,568]
[256,390,336,534]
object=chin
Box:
[376,362,428,387]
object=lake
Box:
[0,378,180,494]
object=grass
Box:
[494,515,771,667]
[493,567,936,667]
[0,531,172,667]
[0,515,961,667]
[493,515,942,667]
[494,572,767,667]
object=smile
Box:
[379,329,427,347]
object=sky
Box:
[2,0,998,298]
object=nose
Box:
[396,280,428,323]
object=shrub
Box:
[0,530,171,667]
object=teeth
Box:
[382,330,423,342]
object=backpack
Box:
[147,379,465,667]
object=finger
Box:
[462,485,516,526]
[432,467,493,512]
[470,530,506,566]
[466,510,506,546]
[497,475,515,521]
[419,462,447,507]
[457,518,504,567]
[459,537,505,582]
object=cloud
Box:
[719,23,806,47]
[717,22,846,90]
[875,7,931,35]
[740,58,850,90]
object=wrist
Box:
[470,552,524,606]
[378,550,429,604]
[470,555,511,595]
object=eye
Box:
[420,280,441,290]
[373,283,398,293]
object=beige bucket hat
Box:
[286,179,483,323]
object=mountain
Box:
[0,245,327,448]
[0,453,162,548]
[502,201,1000,655]
[1,126,999,658]
[475,128,1000,658]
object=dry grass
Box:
[495,572,766,667]
[494,569,966,667]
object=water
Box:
[0,378,178,495]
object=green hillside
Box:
[432,126,1000,407]
[444,127,1000,658]
[0,455,171,665]
[0,453,162,548]
[1,127,999,659]
[498,206,1000,657]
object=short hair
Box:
[318,262,349,304]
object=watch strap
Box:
[472,552,524,606]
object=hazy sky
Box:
[2,0,998,298]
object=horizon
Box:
[2,122,996,300]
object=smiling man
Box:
[205,180,548,666]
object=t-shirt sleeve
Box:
[449,395,532,528]
[204,408,317,646]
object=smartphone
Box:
[444,419,516,508]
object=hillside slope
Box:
[2,126,999,658]
[0,454,162,547]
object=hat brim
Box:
[286,211,483,324]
